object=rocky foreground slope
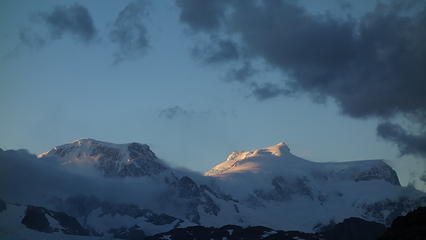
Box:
[0,198,388,240]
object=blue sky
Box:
[1,0,425,187]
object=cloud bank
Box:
[175,0,426,157]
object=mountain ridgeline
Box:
[1,138,425,239]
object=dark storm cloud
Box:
[175,0,426,157]
[193,37,239,64]
[110,1,149,63]
[159,106,192,120]
[175,0,228,32]
[18,3,96,50]
[226,61,257,83]
[250,82,291,101]
[377,122,426,158]
[41,3,96,42]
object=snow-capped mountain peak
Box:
[205,142,305,176]
[38,138,167,177]
[228,142,291,160]
[266,142,291,156]
[205,142,400,187]
[199,142,410,231]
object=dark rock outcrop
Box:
[109,225,146,240]
[359,196,426,225]
[378,207,426,240]
[145,217,385,240]
[0,198,6,213]
[353,165,401,186]
[145,225,323,240]
[53,194,183,227]
[21,205,91,236]
[21,206,53,233]
[321,217,386,240]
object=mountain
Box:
[206,142,399,185]
[203,142,422,231]
[36,139,237,229]
[2,138,426,239]
[38,138,167,177]
[37,139,425,230]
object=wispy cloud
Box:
[20,3,96,48]
[41,3,96,42]
[110,1,150,64]
[159,106,193,120]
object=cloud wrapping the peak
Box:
[0,148,170,207]
[175,0,426,157]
